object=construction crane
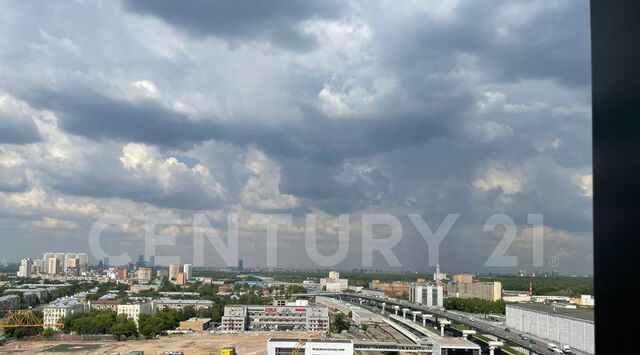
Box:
[0,309,63,329]
[292,339,306,355]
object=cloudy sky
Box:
[0,0,592,274]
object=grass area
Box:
[473,334,492,343]
[451,323,471,331]
[501,346,525,355]
[44,344,103,352]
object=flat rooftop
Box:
[507,303,594,322]
[432,337,481,349]
[269,338,352,343]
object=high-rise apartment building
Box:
[183,263,192,280]
[448,281,502,301]
[169,263,179,281]
[138,267,152,284]
[17,258,32,278]
[176,272,187,285]
[48,257,58,275]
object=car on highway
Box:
[505,328,510,332]
[529,339,536,345]
[562,345,572,353]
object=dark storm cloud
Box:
[121,0,346,51]
[0,1,593,273]
[0,112,42,144]
[19,87,453,162]
[375,1,591,88]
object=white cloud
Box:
[574,173,592,198]
[120,143,225,201]
[473,162,523,196]
[240,148,298,210]
[35,216,78,230]
[131,80,159,97]
[318,77,395,118]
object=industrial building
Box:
[267,338,353,355]
[506,303,594,354]
[316,297,384,326]
[221,304,330,331]
[409,283,443,308]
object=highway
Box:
[298,292,588,355]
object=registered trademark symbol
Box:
[548,255,559,266]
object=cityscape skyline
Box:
[0,1,592,275]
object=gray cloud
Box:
[121,0,346,51]
[0,1,592,273]
[0,111,42,144]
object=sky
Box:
[0,0,592,274]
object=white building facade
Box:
[267,338,354,355]
[117,302,153,326]
[409,283,443,308]
[506,304,594,354]
[43,298,85,330]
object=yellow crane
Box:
[0,309,63,329]
[292,339,306,355]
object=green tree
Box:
[331,312,351,333]
[111,314,138,340]
[137,313,158,339]
[42,327,55,340]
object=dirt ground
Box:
[0,331,322,355]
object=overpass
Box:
[294,292,543,354]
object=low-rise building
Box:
[152,298,214,311]
[179,317,211,331]
[221,304,330,331]
[88,299,119,311]
[369,280,411,297]
[267,338,353,355]
[43,297,85,330]
[0,295,20,310]
[117,302,153,326]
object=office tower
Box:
[238,259,243,271]
[169,263,179,281]
[149,255,155,268]
[183,263,192,280]
[103,257,109,268]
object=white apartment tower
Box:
[17,258,33,278]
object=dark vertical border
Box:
[591,0,640,352]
